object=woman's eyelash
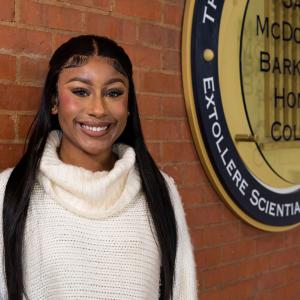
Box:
[105,89,124,98]
[71,88,90,97]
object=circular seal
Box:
[182,0,300,231]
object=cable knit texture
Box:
[0,131,197,300]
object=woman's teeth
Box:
[81,124,109,132]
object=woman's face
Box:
[53,56,129,169]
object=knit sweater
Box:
[0,131,197,300]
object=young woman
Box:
[0,35,197,300]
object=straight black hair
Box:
[2,35,177,299]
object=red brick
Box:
[132,69,140,91]
[0,0,14,21]
[181,163,209,185]
[137,94,162,117]
[165,0,185,6]
[0,85,41,111]
[141,119,183,141]
[258,268,288,290]
[53,32,78,51]
[240,222,267,238]
[199,289,222,300]
[0,55,16,81]
[120,19,137,44]
[221,279,257,300]
[239,255,270,279]
[139,23,164,47]
[256,234,286,254]
[162,141,198,162]
[270,281,300,300]
[20,57,48,84]
[201,183,220,203]
[196,247,222,269]
[286,264,300,283]
[286,226,300,246]
[122,44,161,69]
[165,28,181,49]
[181,121,193,140]
[186,204,223,227]
[18,115,35,139]
[269,246,300,269]
[254,292,273,300]
[0,144,23,169]
[139,24,180,50]
[0,115,15,139]
[222,205,240,222]
[86,13,136,44]
[203,262,242,288]
[162,50,180,71]
[222,239,256,263]
[59,0,111,11]
[178,186,206,206]
[0,26,51,55]
[20,1,83,31]
[140,71,181,94]
[93,0,111,9]
[162,95,186,117]
[164,4,183,26]
[190,228,203,249]
[115,0,162,21]
[203,222,241,246]
[196,267,204,290]
[161,164,183,185]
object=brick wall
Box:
[1,1,300,299]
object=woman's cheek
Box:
[59,91,82,114]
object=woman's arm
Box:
[0,169,13,299]
[163,173,198,299]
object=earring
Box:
[127,111,130,117]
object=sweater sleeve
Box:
[163,173,198,300]
[0,169,13,299]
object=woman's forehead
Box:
[58,56,128,85]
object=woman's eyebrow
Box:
[65,77,127,86]
[104,78,127,86]
[66,77,93,85]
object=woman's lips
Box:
[77,121,112,137]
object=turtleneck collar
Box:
[38,131,141,219]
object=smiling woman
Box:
[0,35,197,300]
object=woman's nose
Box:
[87,95,106,117]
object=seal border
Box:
[181,0,297,232]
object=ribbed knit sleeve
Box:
[163,173,198,300]
[0,168,13,299]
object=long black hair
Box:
[2,35,177,299]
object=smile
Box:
[80,124,109,132]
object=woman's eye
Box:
[105,89,124,98]
[71,88,90,97]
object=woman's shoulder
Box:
[0,168,13,194]
[0,168,13,182]
[160,171,183,209]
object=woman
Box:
[0,35,197,300]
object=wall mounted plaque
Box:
[182,0,300,231]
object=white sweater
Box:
[0,131,197,300]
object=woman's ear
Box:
[51,105,58,114]
[51,97,58,114]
